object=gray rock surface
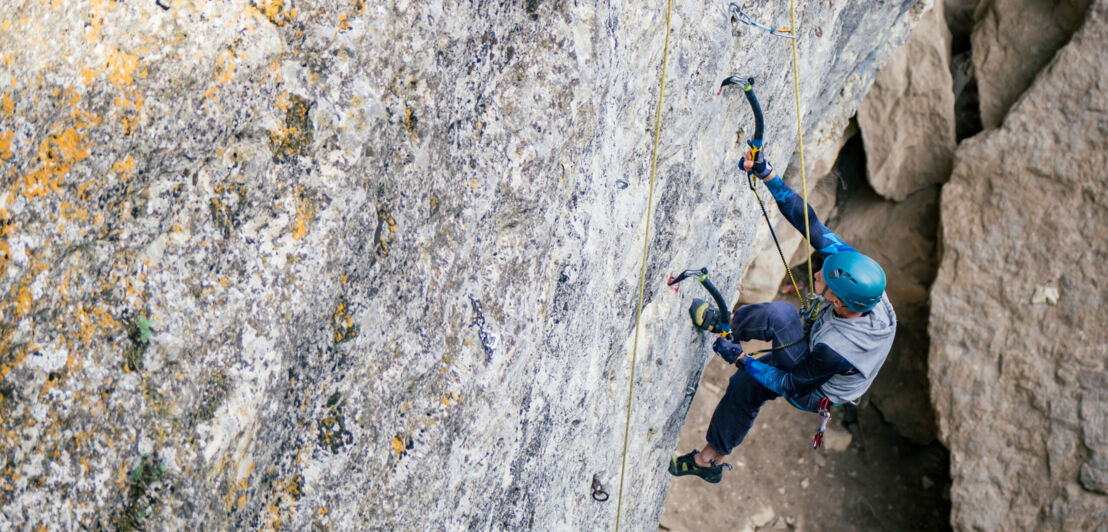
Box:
[858,1,956,201]
[0,0,926,529]
[972,0,1093,129]
[930,0,1108,528]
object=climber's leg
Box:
[730,301,808,370]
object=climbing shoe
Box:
[668,450,730,483]
[688,298,722,333]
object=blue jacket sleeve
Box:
[742,344,855,398]
[763,176,855,258]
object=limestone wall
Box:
[0,0,925,529]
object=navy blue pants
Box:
[705,302,825,455]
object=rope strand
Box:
[615,0,674,528]
[789,0,815,302]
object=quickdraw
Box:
[728,2,796,39]
[812,396,832,449]
[467,295,499,358]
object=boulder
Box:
[858,1,957,201]
[972,0,1094,129]
[930,1,1108,528]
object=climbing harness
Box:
[615,0,674,527]
[591,474,610,502]
[728,2,795,39]
[812,396,832,449]
[667,268,733,339]
[467,295,498,359]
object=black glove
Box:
[739,150,773,179]
[712,337,744,364]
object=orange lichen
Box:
[292,189,311,240]
[20,127,90,199]
[81,67,98,85]
[255,0,295,26]
[112,155,135,176]
[105,48,139,87]
[1,91,12,115]
[216,50,237,85]
[15,285,31,317]
[0,130,12,160]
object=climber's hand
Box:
[712,336,744,364]
[739,149,774,179]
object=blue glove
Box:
[739,150,773,179]
[712,337,744,364]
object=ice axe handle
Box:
[742,79,764,155]
[700,277,732,336]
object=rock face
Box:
[930,1,1108,528]
[0,0,926,529]
[972,0,1094,129]
[858,1,956,201]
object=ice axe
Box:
[667,268,732,339]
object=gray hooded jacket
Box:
[808,292,897,403]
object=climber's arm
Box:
[741,153,855,259]
[761,174,855,259]
[741,344,854,398]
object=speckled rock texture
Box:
[930,0,1108,528]
[0,0,925,529]
[972,0,1093,129]
[858,0,956,201]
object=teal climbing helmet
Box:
[822,251,886,313]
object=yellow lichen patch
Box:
[81,67,98,85]
[1,91,12,115]
[391,436,405,455]
[112,155,135,176]
[105,48,139,87]
[20,127,90,199]
[216,49,237,85]
[254,0,295,26]
[0,130,12,160]
[292,189,312,241]
[403,107,417,134]
[331,299,356,343]
[15,285,31,317]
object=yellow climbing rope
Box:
[615,0,674,528]
[789,0,816,295]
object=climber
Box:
[668,150,896,483]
